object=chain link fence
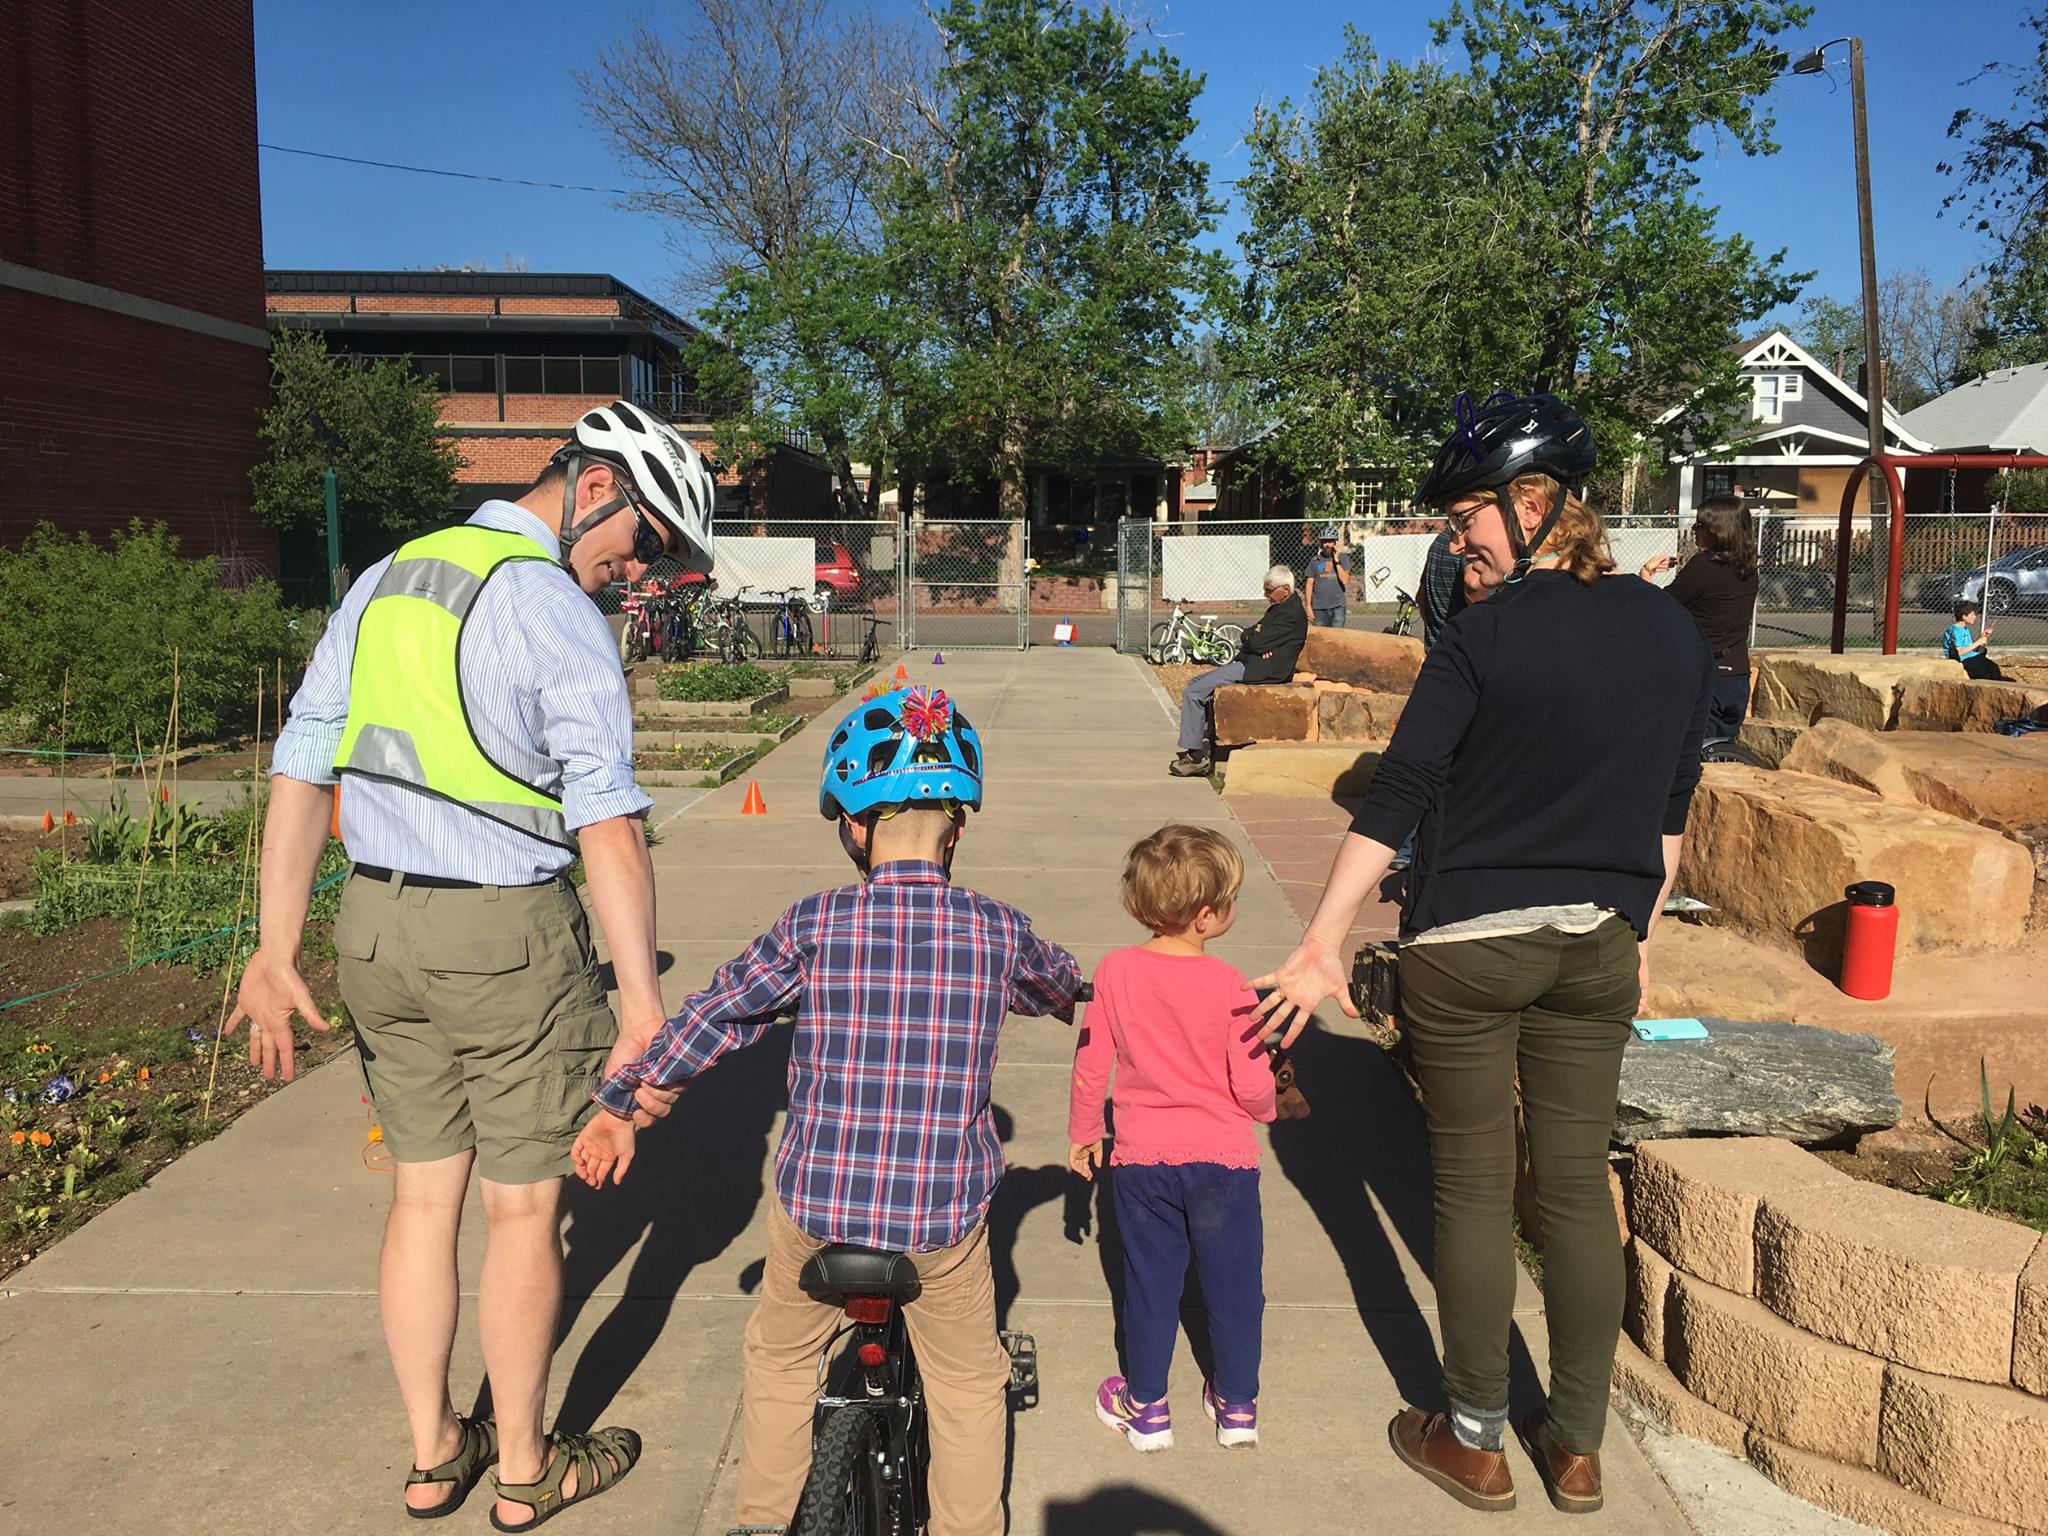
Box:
[903,518,1031,650]
[1115,511,2048,655]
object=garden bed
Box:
[0,912,347,1279]
[0,792,350,1278]
[1819,1088,2048,1232]
[630,741,753,789]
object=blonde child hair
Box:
[1121,824,1245,934]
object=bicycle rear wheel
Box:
[1147,620,1180,665]
[791,608,814,657]
[792,1406,887,1536]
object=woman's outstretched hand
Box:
[1248,936,1358,1050]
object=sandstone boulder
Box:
[1615,1020,1900,1146]
[1315,686,1403,743]
[1298,627,1424,692]
[1732,720,1806,768]
[1221,743,1382,798]
[1894,675,2048,733]
[1750,653,1951,730]
[1782,717,2048,834]
[1678,767,2034,959]
[1213,684,1316,745]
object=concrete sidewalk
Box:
[2,649,1692,1536]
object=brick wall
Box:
[439,396,503,425]
[504,394,613,426]
[355,295,495,314]
[0,0,270,566]
[500,296,621,316]
[452,434,558,487]
[2,287,272,566]
[1,0,262,329]
[264,294,352,313]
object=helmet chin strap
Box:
[1504,481,1570,584]
[554,454,631,578]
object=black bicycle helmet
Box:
[1416,391,1596,581]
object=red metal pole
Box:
[1832,461,1868,654]
[1880,457,1908,654]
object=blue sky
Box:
[256,0,2033,329]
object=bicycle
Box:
[702,586,763,665]
[1147,602,1242,665]
[788,984,1089,1535]
[774,585,816,659]
[1381,588,1418,638]
[853,609,894,667]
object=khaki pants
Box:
[735,1198,1011,1535]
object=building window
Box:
[505,356,543,393]
[503,356,625,394]
[1780,374,1802,401]
[1752,374,1782,423]
[1349,475,1394,519]
[583,357,621,396]
[1704,468,1736,499]
[449,356,495,393]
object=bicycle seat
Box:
[800,1244,924,1305]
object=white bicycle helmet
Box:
[552,400,718,575]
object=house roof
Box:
[1900,362,2048,453]
[1654,329,1931,454]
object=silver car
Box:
[1955,545,2048,614]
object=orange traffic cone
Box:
[63,810,76,826]
[741,780,768,815]
[893,664,909,682]
[160,786,170,804]
[40,810,53,832]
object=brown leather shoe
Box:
[1519,1412,1603,1514]
[1387,1408,1515,1512]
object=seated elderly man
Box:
[1171,566,1309,777]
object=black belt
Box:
[350,863,552,891]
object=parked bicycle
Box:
[1381,588,1419,638]
[701,586,763,665]
[1147,602,1242,665]
[774,585,816,659]
[788,984,1088,1536]
[853,609,894,667]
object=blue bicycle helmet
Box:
[819,686,985,819]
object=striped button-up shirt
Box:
[596,861,1083,1253]
[272,502,649,884]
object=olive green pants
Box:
[1399,918,1638,1453]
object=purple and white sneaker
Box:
[1203,1382,1259,1447]
[1096,1375,1174,1451]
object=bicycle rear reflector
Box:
[844,1296,893,1324]
[857,1343,887,1367]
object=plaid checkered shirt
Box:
[594,860,1083,1253]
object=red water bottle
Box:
[1839,881,1898,1000]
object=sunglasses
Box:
[622,489,676,564]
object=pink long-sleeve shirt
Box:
[1067,946,1277,1169]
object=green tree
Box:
[1941,4,2048,373]
[250,329,462,571]
[1227,4,1807,494]
[883,0,1222,513]
[1797,269,1986,408]
[0,522,302,751]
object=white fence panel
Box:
[1161,535,1270,602]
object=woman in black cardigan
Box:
[1252,393,1712,1516]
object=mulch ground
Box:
[0,827,68,901]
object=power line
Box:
[258,142,630,196]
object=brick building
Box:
[264,270,831,518]
[1,0,274,573]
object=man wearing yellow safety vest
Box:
[229,402,715,1529]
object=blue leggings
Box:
[1112,1162,1264,1403]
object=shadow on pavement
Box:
[1042,1485,1236,1535]
[513,1027,791,1433]
[1267,1028,1546,1417]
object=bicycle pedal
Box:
[1000,1330,1039,1409]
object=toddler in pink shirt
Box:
[1070,823,1275,1451]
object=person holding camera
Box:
[1250,393,1711,1516]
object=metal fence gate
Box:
[904,518,1030,650]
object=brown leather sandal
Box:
[404,1415,498,1521]
[488,1426,642,1531]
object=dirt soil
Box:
[1814,1125,1960,1199]
[0,826,69,900]
[0,914,347,1280]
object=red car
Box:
[659,539,872,607]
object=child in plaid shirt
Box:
[575,688,1081,1536]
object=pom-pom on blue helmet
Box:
[819,686,984,819]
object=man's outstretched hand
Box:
[226,946,330,1082]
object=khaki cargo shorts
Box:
[335,870,618,1183]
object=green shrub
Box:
[656,663,779,703]
[0,521,307,750]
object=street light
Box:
[1793,36,1892,649]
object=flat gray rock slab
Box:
[1616,1018,1901,1146]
